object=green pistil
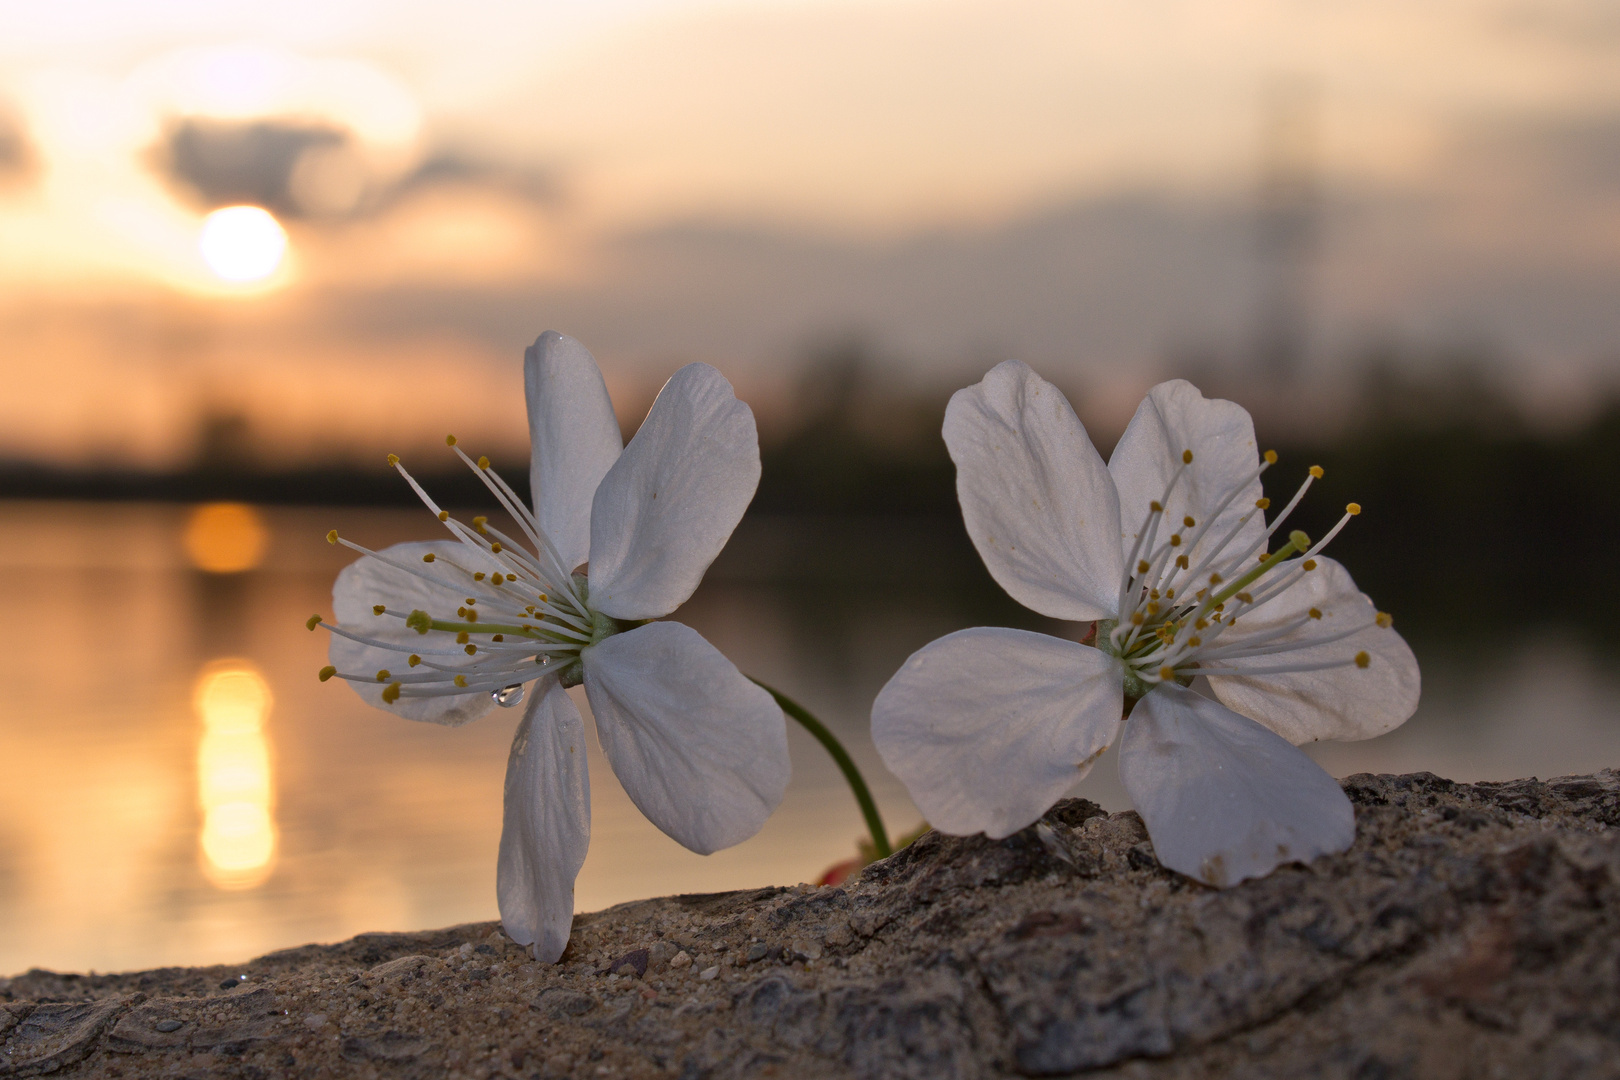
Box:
[405,608,580,645]
[1205,529,1312,611]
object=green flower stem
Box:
[748,676,893,859]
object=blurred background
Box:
[3,0,1619,976]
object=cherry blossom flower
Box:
[872,361,1420,887]
[311,332,789,960]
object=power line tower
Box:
[1254,78,1320,382]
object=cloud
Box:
[157,117,347,217]
[380,150,561,210]
[304,168,1620,398]
[1457,111,1620,194]
[0,106,35,187]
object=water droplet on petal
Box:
[493,683,525,708]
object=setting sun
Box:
[198,205,286,283]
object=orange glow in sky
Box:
[0,0,1617,465]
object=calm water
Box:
[2,501,1617,976]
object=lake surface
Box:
[2,501,1617,976]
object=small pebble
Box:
[669,950,693,969]
[303,1014,327,1030]
[154,1019,183,1033]
[698,966,720,981]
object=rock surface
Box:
[3,770,1618,1079]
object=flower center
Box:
[1102,451,1383,703]
[312,438,628,703]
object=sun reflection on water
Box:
[183,503,268,573]
[194,661,276,890]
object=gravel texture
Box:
[3,769,1617,1079]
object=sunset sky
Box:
[3,0,1618,468]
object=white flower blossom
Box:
[871,362,1420,887]
[315,332,789,960]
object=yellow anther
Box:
[438,511,449,522]
[454,674,468,688]
[1308,607,1322,619]
[408,654,421,667]
[1183,516,1196,528]
[472,515,487,528]
[1309,465,1324,479]
[1188,636,1201,647]
[1209,573,1224,585]
[376,669,391,682]
[1130,612,1145,626]
[422,553,436,563]
[538,593,548,603]
[446,434,457,446]
[1255,497,1271,509]
[387,453,399,466]
[456,631,469,644]
[1376,611,1393,628]
[1264,450,1278,464]
[1160,665,1176,680]
[1170,535,1182,547]
[457,607,467,618]
[492,573,504,585]
[369,605,383,616]
[382,681,402,704]
[1175,555,1189,569]
[465,643,477,655]
[318,665,336,682]
[472,455,489,471]
[1195,618,1209,630]
[465,597,477,605]
[491,542,504,553]
[1236,591,1253,604]
[1346,502,1362,515]
[306,614,323,631]
[1355,651,1370,668]
[1146,602,1161,615]
[1150,501,1163,513]
[1137,560,1151,574]
[1181,450,1193,464]
[473,572,485,581]
[1165,588,1175,599]
[1149,588,1160,600]
[1303,559,1317,571]
[467,610,479,623]
[492,634,504,642]
[326,529,338,544]
[1289,529,1312,550]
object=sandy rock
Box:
[2,770,1617,1078]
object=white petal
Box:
[498,680,591,963]
[586,363,760,620]
[1207,557,1421,743]
[330,541,496,727]
[1119,683,1356,888]
[525,331,624,573]
[1108,380,1266,574]
[870,627,1124,840]
[943,361,1123,620]
[582,621,788,854]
